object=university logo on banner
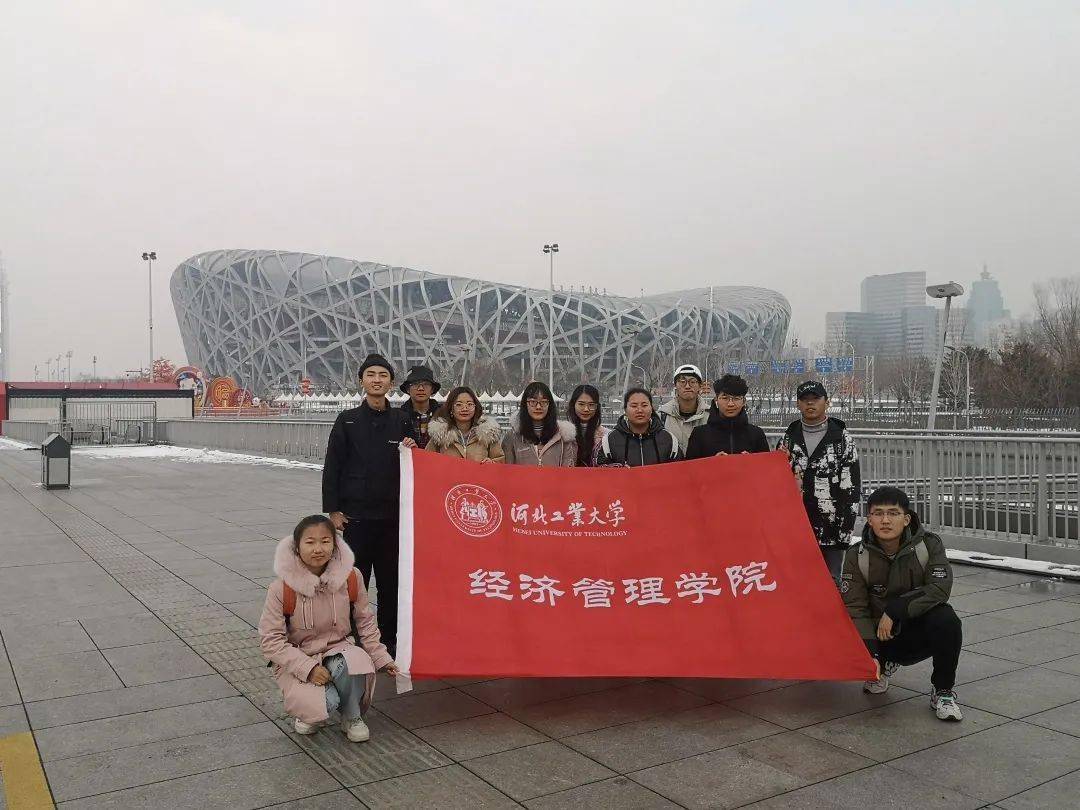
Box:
[396,449,875,683]
[444,484,503,538]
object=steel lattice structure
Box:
[170,249,790,392]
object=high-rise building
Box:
[860,272,927,313]
[967,268,1010,348]
[826,271,972,358]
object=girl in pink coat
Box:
[259,515,399,742]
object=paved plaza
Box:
[2,442,1080,809]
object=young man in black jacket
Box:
[685,375,770,459]
[843,487,963,721]
[322,353,416,655]
[778,380,861,582]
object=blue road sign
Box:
[815,357,834,373]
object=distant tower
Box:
[968,266,1010,348]
[0,254,10,381]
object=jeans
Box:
[322,654,366,721]
[821,545,846,586]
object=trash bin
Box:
[42,432,71,490]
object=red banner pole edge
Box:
[395,445,415,693]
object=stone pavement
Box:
[1,443,1080,809]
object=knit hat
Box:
[358,353,395,379]
[714,374,748,397]
[797,380,828,400]
[400,365,440,395]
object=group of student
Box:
[259,352,964,744]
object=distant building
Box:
[967,269,1011,348]
[171,249,791,392]
[860,272,926,313]
[826,271,972,358]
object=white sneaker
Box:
[931,689,964,721]
[862,661,899,694]
[294,718,319,735]
[343,715,370,743]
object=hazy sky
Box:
[3,1,1078,379]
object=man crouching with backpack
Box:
[259,515,400,741]
[842,487,964,721]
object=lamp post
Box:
[926,282,965,431]
[621,325,640,394]
[141,251,157,380]
[65,349,73,383]
[542,243,559,391]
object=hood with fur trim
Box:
[428,413,502,449]
[273,532,356,598]
[509,419,576,444]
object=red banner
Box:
[397,448,875,682]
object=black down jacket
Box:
[685,405,770,459]
[322,400,416,520]
[595,414,683,467]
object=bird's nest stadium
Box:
[170,250,790,394]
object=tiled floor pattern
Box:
[1,443,1079,808]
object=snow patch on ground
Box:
[72,444,324,471]
[0,437,32,450]
[948,548,1080,580]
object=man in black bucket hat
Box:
[399,365,441,449]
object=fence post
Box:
[926,438,939,530]
[1035,441,1049,544]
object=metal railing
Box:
[155,418,1080,553]
[2,415,157,447]
[1,420,52,445]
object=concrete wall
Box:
[160,419,331,462]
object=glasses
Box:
[675,378,700,387]
[717,394,745,403]
[411,382,432,390]
[576,402,598,411]
[868,509,905,519]
[453,402,474,410]
[526,399,550,408]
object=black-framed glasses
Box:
[526,399,550,408]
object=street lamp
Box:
[621,325,640,394]
[141,251,157,381]
[65,349,73,383]
[542,243,559,391]
[926,282,965,431]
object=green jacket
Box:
[841,519,952,645]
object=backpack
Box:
[282,568,360,620]
[267,569,362,668]
[855,538,929,583]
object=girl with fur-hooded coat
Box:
[259,532,393,726]
[427,413,505,462]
